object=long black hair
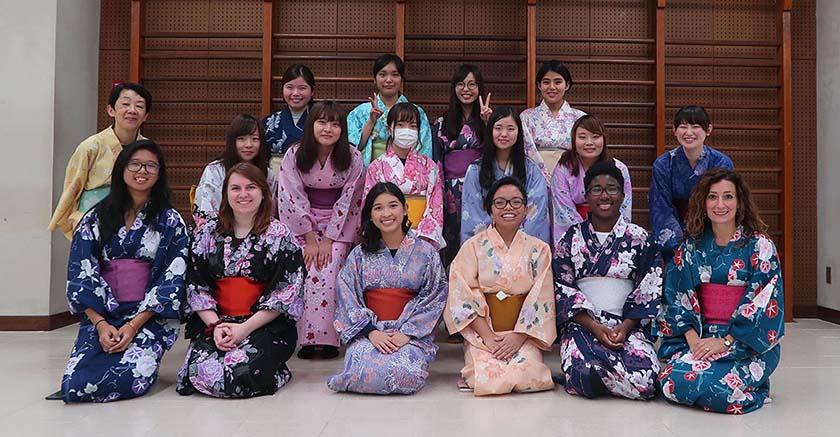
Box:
[442,64,486,143]
[296,101,352,172]
[219,114,270,175]
[479,106,527,190]
[95,140,172,244]
[360,182,410,253]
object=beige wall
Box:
[817,0,840,311]
[0,0,100,317]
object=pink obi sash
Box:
[305,187,343,210]
[101,259,152,303]
[443,149,482,180]
[364,288,415,321]
[698,283,746,325]
[575,203,590,218]
[216,277,265,317]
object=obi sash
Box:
[673,198,689,222]
[575,203,590,218]
[577,277,634,317]
[364,287,415,321]
[215,277,265,317]
[443,148,483,180]
[405,195,426,230]
[371,138,388,161]
[305,187,343,210]
[101,259,151,303]
[79,186,110,213]
[538,148,566,176]
[485,291,526,332]
[698,283,746,325]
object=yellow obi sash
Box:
[538,148,566,176]
[405,195,426,229]
[485,291,526,332]
[371,138,388,161]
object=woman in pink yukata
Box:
[277,101,366,359]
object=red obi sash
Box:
[443,149,483,180]
[215,277,265,317]
[698,283,746,325]
[305,187,343,210]
[364,288,414,321]
[575,203,590,218]
[101,259,151,303]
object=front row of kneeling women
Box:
[57,140,783,415]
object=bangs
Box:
[311,102,346,123]
[388,103,420,125]
[674,105,710,128]
[228,116,259,138]
[574,115,606,137]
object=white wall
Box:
[0,0,99,317]
[817,0,840,311]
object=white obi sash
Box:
[577,277,634,317]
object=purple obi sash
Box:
[698,283,746,325]
[101,259,152,303]
[305,187,343,210]
[443,149,482,180]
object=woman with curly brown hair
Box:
[655,168,784,414]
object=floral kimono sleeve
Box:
[277,148,316,237]
[255,222,306,319]
[515,242,557,349]
[654,243,702,339]
[397,248,448,339]
[729,235,785,354]
[416,162,446,250]
[416,105,434,159]
[66,211,118,316]
[523,163,552,245]
[192,163,223,228]
[326,152,365,243]
[135,209,188,319]
[444,238,488,332]
[186,220,219,314]
[616,159,633,222]
[333,247,373,344]
[459,164,487,244]
[552,228,599,324]
[649,159,683,251]
[622,236,663,324]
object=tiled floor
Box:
[3,319,839,437]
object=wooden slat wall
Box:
[98,0,816,316]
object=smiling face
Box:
[107,89,149,133]
[455,72,479,106]
[492,116,518,151]
[673,121,712,152]
[538,71,569,106]
[585,175,624,223]
[227,172,263,217]
[282,77,313,112]
[370,192,407,235]
[490,184,526,231]
[123,149,159,195]
[313,117,342,147]
[574,127,604,162]
[375,62,402,99]
[705,179,738,228]
[235,129,261,162]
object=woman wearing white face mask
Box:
[364,103,445,250]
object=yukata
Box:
[655,227,784,414]
[364,148,445,250]
[460,159,551,246]
[61,206,188,403]
[177,218,305,398]
[551,158,633,254]
[193,160,279,228]
[277,145,365,347]
[328,232,448,394]
[432,116,484,265]
[49,127,145,239]
[445,226,556,396]
[553,217,662,400]
[346,94,432,165]
[520,100,585,182]
[649,145,734,253]
[263,107,308,171]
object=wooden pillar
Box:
[396,0,406,59]
[129,0,145,82]
[527,0,537,108]
[778,0,794,321]
[655,0,667,156]
[261,0,274,117]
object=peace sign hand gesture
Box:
[479,93,493,122]
[368,94,384,124]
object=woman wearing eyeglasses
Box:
[445,176,556,396]
[553,161,661,400]
[54,140,188,402]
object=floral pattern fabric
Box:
[520,101,586,182]
[347,94,433,165]
[264,107,308,156]
[61,205,188,402]
[553,216,662,399]
[328,232,448,394]
[655,227,784,414]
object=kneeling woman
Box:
[445,176,556,396]
[328,183,448,394]
[656,169,784,414]
[60,140,188,402]
[177,163,305,398]
[553,161,661,400]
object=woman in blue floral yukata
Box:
[54,140,189,403]
[177,163,305,398]
[656,168,784,414]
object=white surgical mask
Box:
[392,128,419,149]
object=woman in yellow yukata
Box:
[48,82,152,239]
[445,176,557,396]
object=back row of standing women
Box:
[48,54,783,415]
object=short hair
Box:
[373,54,405,78]
[483,176,528,215]
[108,82,153,113]
[536,60,573,89]
[673,105,711,130]
[280,63,316,89]
[584,159,625,192]
[558,114,610,177]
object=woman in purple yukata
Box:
[656,169,784,414]
[551,115,632,255]
[649,105,734,256]
[328,183,448,394]
[277,101,366,360]
[55,140,188,402]
[553,160,662,400]
[432,64,491,265]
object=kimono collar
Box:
[538,100,573,118]
[699,224,746,250]
[283,105,309,128]
[377,229,418,254]
[584,214,629,243]
[374,93,409,110]
[486,224,525,252]
[105,125,143,147]
[384,146,420,162]
[670,145,711,175]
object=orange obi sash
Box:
[485,291,526,332]
[698,283,746,325]
[575,203,590,218]
[405,195,426,229]
[215,277,265,317]
[364,288,414,321]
